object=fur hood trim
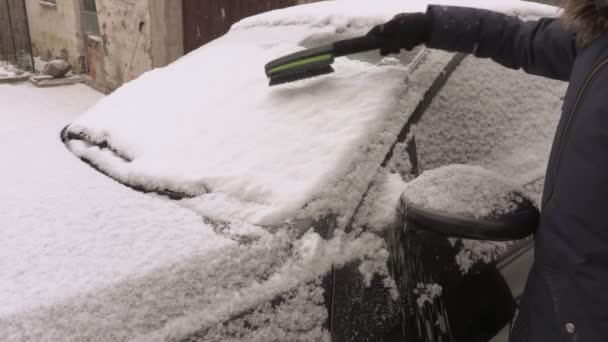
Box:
[562,0,608,46]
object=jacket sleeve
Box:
[426,5,577,81]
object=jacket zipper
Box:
[544,58,608,208]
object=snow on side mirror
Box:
[400,165,539,241]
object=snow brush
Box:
[265,35,389,86]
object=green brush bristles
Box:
[265,45,336,86]
[267,53,333,75]
[268,65,335,86]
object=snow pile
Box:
[0,61,29,79]
[402,164,525,218]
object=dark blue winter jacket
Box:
[426,5,608,342]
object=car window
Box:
[415,56,567,193]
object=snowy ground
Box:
[0,61,31,81]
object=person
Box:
[366,1,608,341]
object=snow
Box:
[454,239,510,274]
[0,60,31,81]
[197,281,331,342]
[413,282,443,308]
[0,61,29,79]
[398,164,525,274]
[0,84,390,341]
[0,81,391,341]
[65,30,421,225]
[0,83,234,316]
[0,83,100,134]
[64,0,556,227]
[130,230,386,342]
[402,164,525,218]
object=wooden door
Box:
[182,0,299,53]
[0,0,33,70]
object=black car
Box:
[3,1,566,341]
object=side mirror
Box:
[400,165,539,241]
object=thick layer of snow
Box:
[65,0,556,227]
[1,82,389,341]
[66,25,423,226]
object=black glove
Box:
[367,13,430,56]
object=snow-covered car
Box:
[2,0,565,341]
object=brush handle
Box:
[332,36,389,57]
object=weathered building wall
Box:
[150,0,182,68]
[25,0,85,72]
[91,0,153,92]
[25,0,320,92]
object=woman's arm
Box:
[426,5,577,81]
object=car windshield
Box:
[63,19,426,226]
[63,0,557,227]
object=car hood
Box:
[0,83,381,341]
[63,0,558,227]
[1,119,390,341]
